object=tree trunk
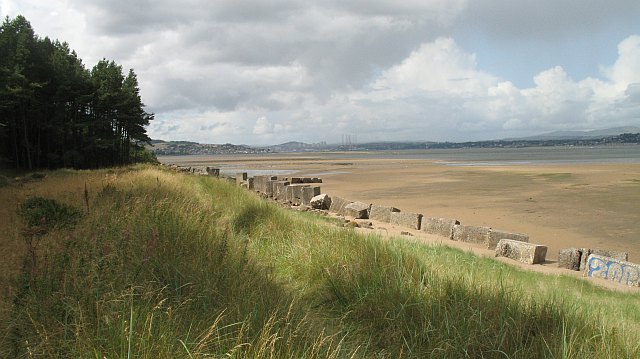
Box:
[11,118,20,169]
[21,106,32,170]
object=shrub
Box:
[17,196,82,230]
[0,174,10,187]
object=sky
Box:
[2,1,640,145]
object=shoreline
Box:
[158,152,640,266]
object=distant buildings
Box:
[149,141,270,156]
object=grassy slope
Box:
[0,166,638,358]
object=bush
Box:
[0,174,10,187]
[17,196,82,230]
[132,146,159,164]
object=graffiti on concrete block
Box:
[586,254,640,287]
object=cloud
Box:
[603,35,640,89]
[459,0,640,41]
[2,1,640,144]
[150,110,250,144]
[252,117,273,135]
[345,35,640,140]
[147,33,640,143]
[63,0,462,87]
[142,61,312,113]
[372,38,498,95]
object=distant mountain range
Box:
[504,126,640,141]
[149,126,640,155]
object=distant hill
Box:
[148,126,640,155]
[505,126,640,141]
[147,140,270,156]
[266,141,328,152]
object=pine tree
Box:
[0,15,154,169]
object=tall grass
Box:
[1,165,638,358]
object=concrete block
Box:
[253,176,269,194]
[579,249,628,272]
[310,193,331,210]
[285,186,294,203]
[252,176,261,189]
[329,196,353,216]
[558,248,582,271]
[390,211,423,230]
[495,239,547,264]
[486,229,529,249]
[302,186,321,206]
[369,205,400,223]
[344,202,371,219]
[273,181,290,201]
[236,172,248,185]
[289,177,322,184]
[584,254,640,287]
[206,167,220,177]
[265,180,276,197]
[286,185,309,205]
[421,217,460,239]
[452,225,491,244]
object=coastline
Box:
[158,148,640,264]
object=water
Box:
[327,145,640,165]
[158,145,640,168]
[218,168,296,177]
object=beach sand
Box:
[160,153,640,264]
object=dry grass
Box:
[1,166,639,358]
[0,168,141,335]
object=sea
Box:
[158,144,640,175]
[339,144,640,166]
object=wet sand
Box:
[159,153,640,263]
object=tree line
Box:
[0,15,154,170]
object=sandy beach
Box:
[159,151,640,264]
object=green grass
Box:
[1,166,639,358]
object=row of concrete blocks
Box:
[327,196,549,264]
[583,254,640,287]
[231,175,541,269]
[234,175,638,286]
[565,249,639,287]
[558,248,629,271]
[247,175,323,207]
